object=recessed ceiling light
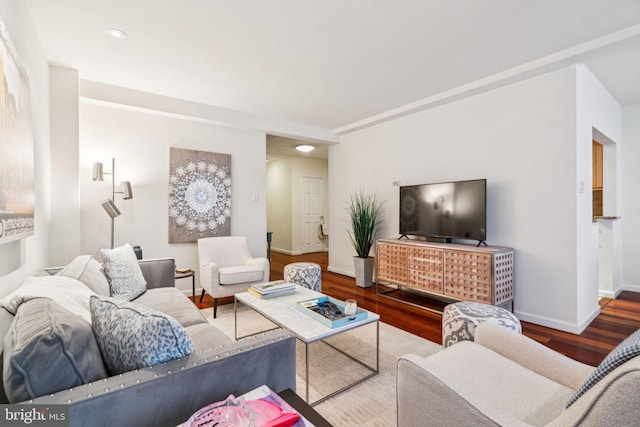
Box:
[295,145,315,152]
[106,27,127,40]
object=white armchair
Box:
[197,236,270,317]
[397,323,640,426]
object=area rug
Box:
[200,304,441,426]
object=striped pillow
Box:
[566,328,640,407]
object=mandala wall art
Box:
[168,147,232,243]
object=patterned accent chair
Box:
[283,262,322,292]
[198,236,269,318]
[442,301,521,348]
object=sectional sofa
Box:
[0,253,296,427]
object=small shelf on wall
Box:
[593,216,621,222]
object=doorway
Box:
[301,176,325,253]
[592,129,619,297]
[266,135,329,255]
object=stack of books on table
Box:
[248,281,296,299]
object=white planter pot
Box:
[354,256,375,288]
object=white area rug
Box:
[200,304,441,426]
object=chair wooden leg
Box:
[199,289,205,303]
[213,298,218,318]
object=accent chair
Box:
[197,236,269,318]
[397,322,640,426]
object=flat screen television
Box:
[399,179,486,243]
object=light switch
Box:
[252,192,259,201]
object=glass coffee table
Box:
[234,285,380,406]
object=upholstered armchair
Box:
[197,236,269,318]
[397,322,640,426]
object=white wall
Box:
[575,65,623,318]
[0,1,51,298]
[49,65,80,265]
[80,99,268,295]
[267,158,293,253]
[622,103,640,290]
[329,66,600,333]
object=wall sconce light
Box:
[93,158,133,248]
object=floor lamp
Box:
[92,158,133,249]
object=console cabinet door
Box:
[377,242,407,285]
[407,246,443,293]
[443,250,492,303]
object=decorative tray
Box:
[296,295,367,328]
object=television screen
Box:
[399,179,486,242]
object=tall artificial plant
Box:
[346,190,384,258]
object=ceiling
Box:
[266,135,328,161]
[26,0,640,135]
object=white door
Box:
[301,177,324,253]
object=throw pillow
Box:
[3,298,107,402]
[0,275,95,322]
[90,295,195,375]
[57,255,110,296]
[100,243,147,301]
[566,328,640,407]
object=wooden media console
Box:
[376,239,514,312]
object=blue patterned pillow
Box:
[90,295,195,375]
[566,328,640,407]
[101,243,147,301]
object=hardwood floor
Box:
[194,251,640,367]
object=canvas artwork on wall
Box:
[168,147,232,243]
[0,17,35,245]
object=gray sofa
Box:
[0,257,296,427]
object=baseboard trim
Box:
[515,304,601,335]
[600,285,640,298]
[327,266,355,278]
[271,248,303,256]
[179,287,201,298]
[599,290,618,298]
[622,284,640,293]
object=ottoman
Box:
[283,262,322,292]
[442,301,521,348]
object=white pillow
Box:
[57,255,110,296]
[0,275,95,322]
[101,243,147,301]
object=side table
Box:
[278,388,332,427]
[175,269,196,300]
[266,231,273,261]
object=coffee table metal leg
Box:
[234,299,282,341]
[306,320,380,406]
[234,297,239,341]
[306,342,310,404]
